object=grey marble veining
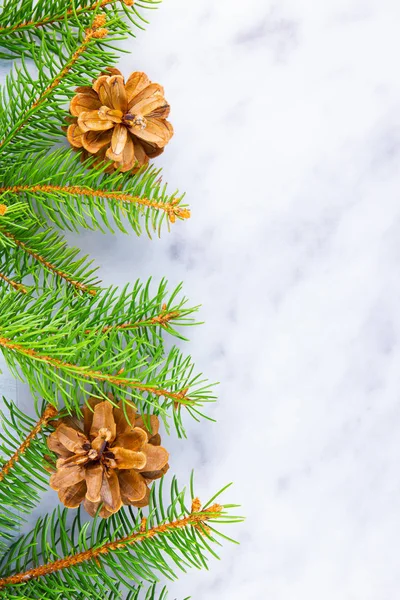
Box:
[2,0,400,598]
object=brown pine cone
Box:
[47,398,169,518]
[67,68,173,173]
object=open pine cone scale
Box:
[67,69,173,173]
[48,398,169,518]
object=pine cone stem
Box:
[0,503,223,588]
[0,405,58,482]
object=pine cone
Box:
[67,68,173,173]
[47,398,169,518]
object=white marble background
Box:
[3,0,400,598]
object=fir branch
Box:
[0,16,109,155]
[0,184,190,224]
[0,477,241,596]
[0,285,211,435]
[0,204,101,294]
[78,279,199,345]
[0,149,189,236]
[30,18,108,107]
[0,0,158,60]
[0,503,223,587]
[89,305,182,334]
[0,399,55,552]
[0,18,120,159]
[0,226,98,296]
[0,236,35,293]
[0,405,57,483]
[0,334,192,404]
[0,227,97,296]
[0,0,128,33]
[0,202,34,247]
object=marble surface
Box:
[3,0,400,598]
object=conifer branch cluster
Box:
[0,0,240,596]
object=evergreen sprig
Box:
[0,283,214,436]
[0,149,189,237]
[0,399,55,552]
[0,0,159,60]
[0,219,100,295]
[0,475,240,598]
[0,13,119,159]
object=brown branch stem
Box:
[0,20,108,152]
[0,405,58,482]
[87,307,181,334]
[0,501,222,588]
[0,272,27,294]
[0,0,130,34]
[0,336,192,404]
[0,185,191,223]
[0,227,96,296]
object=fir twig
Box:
[0,399,56,552]
[0,17,109,153]
[0,227,98,296]
[0,502,223,588]
[0,283,210,436]
[0,405,57,482]
[0,0,158,60]
[0,15,118,158]
[87,305,182,334]
[0,150,189,236]
[0,184,191,224]
[0,335,193,404]
[0,0,130,33]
